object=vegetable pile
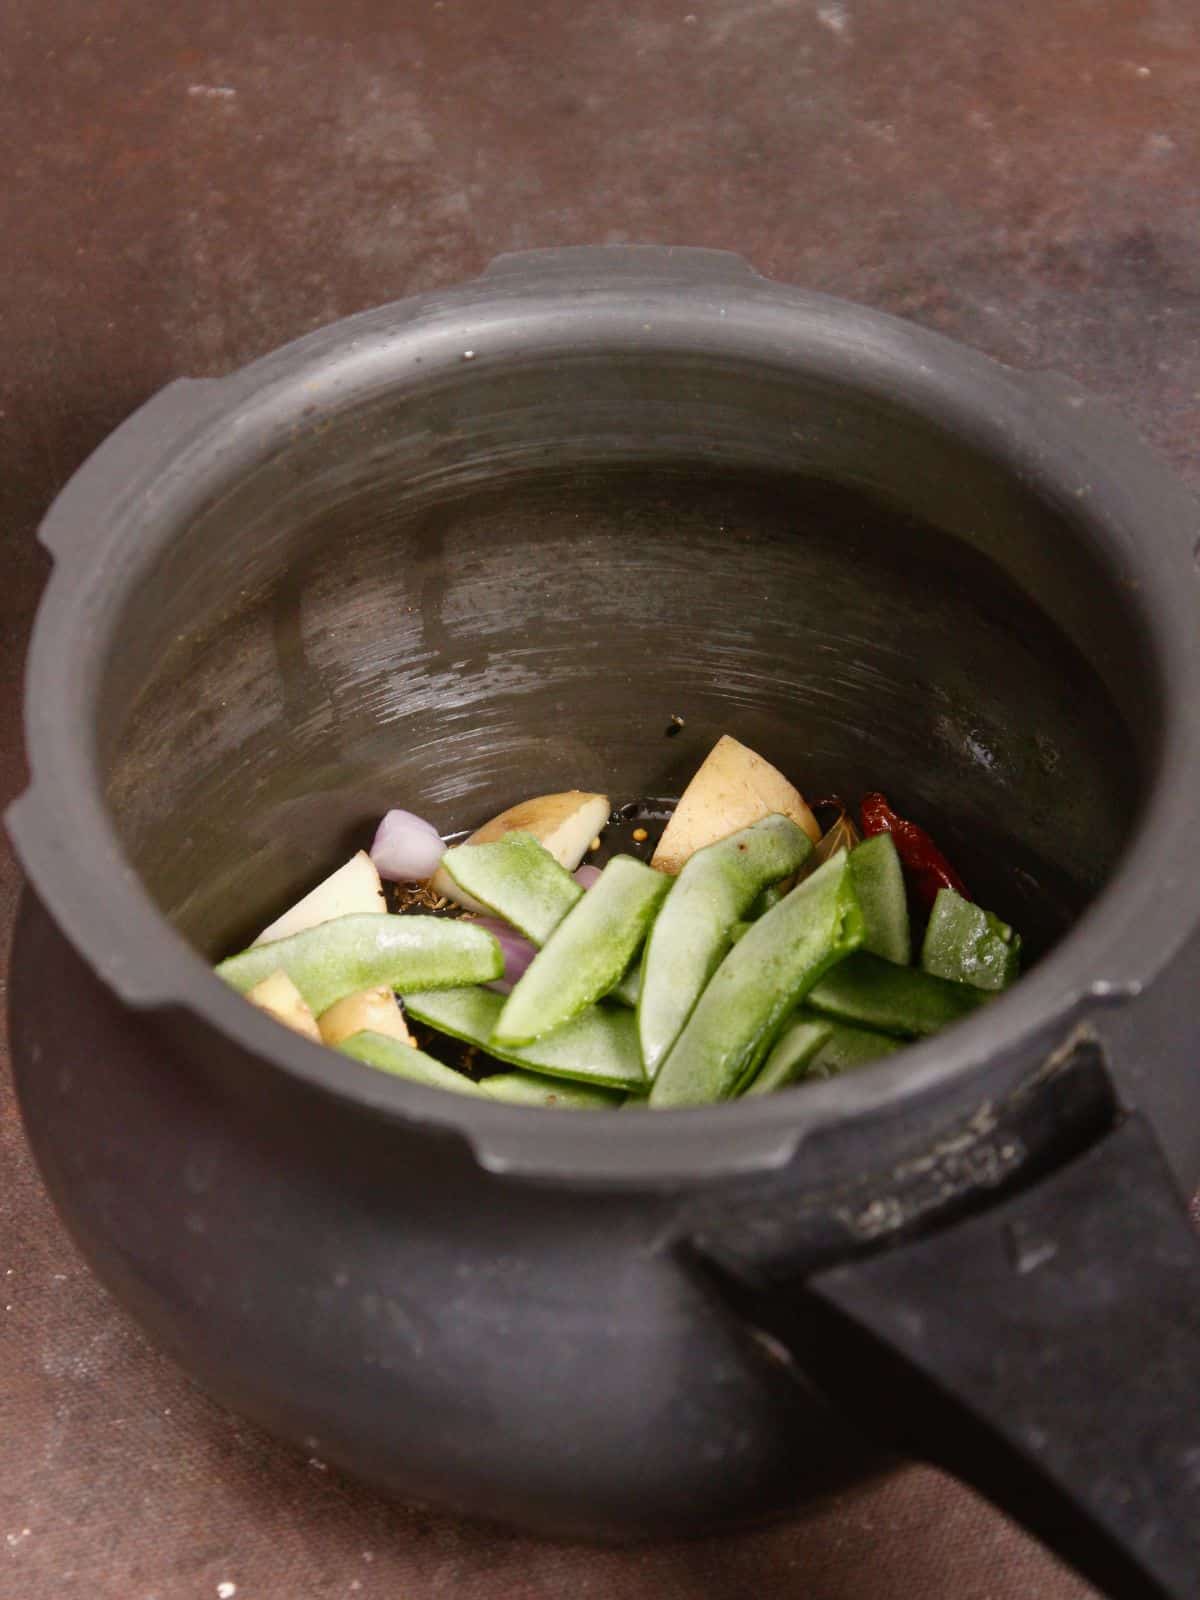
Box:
[216,735,1022,1109]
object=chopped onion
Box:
[478,917,538,994]
[814,811,861,865]
[573,864,602,889]
[790,808,861,889]
[370,809,446,882]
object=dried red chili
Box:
[859,792,969,909]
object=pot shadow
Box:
[122,1349,1095,1600]
[183,1408,1094,1593]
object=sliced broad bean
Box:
[638,814,813,1081]
[478,1073,626,1109]
[921,888,1021,991]
[217,914,501,1016]
[610,960,642,1009]
[743,1017,833,1095]
[746,1014,901,1094]
[849,831,910,965]
[438,832,582,944]
[809,1020,903,1075]
[342,1028,625,1106]
[807,950,989,1037]
[747,879,789,919]
[494,856,670,1047]
[405,985,645,1091]
[338,1030,488,1094]
[649,852,864,1108]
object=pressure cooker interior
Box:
[96,356,1154,970]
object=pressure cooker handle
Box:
[35,378,229,563]
[706,1111,1200,1600]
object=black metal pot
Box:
[7,248,1200,1598]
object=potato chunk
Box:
[652,736,819,874]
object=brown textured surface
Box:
[3,1,1200,1595]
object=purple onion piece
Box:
[573,863,602,889]
[370,808,446,882]
[477,917,538,995]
